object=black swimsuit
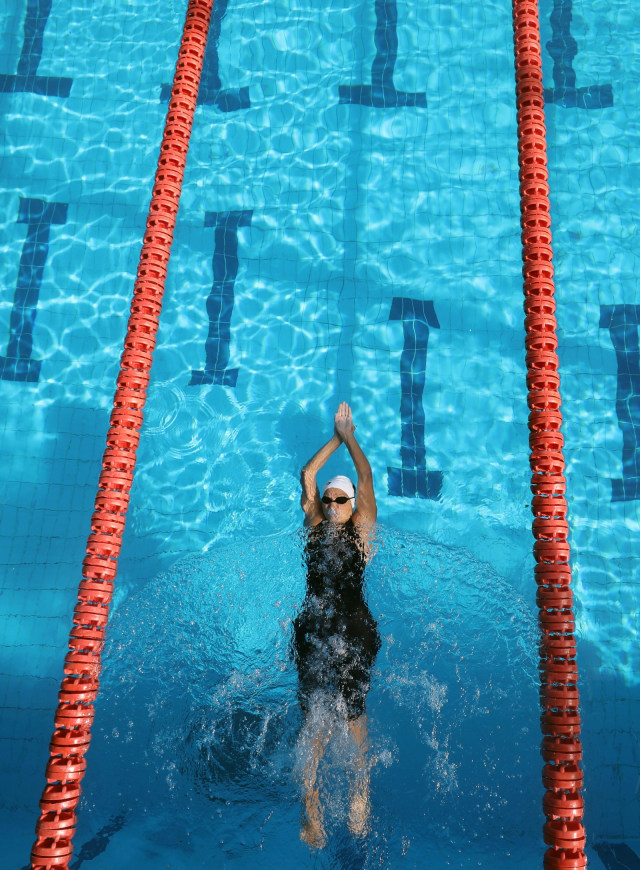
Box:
[293,519,381,720]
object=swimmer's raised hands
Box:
[334,402,356,442]
[334,401,377,530]
[301,400,376,530]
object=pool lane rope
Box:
[29,2,214,867]
[512,1,586,868]
[26,0,586,866]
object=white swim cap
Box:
[322,475,356,508]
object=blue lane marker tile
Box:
[599,305,640,501]
[0,197,68,383]
[0,0,72,97]
[160,0,250,110]
[189,210,252,387]
[339,0,426,108]
[593,842,640,870]
[387,297,442,499]
[544,0,612,109]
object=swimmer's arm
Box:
[343,431,377,527]
[300,434,341,526]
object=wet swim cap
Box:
[322,475,356,508]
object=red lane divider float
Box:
[512,1,586,868]
[30,2,214,868]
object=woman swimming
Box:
[293,402,380,847]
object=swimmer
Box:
[293,401,380,848]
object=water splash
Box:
[76,525,541,867]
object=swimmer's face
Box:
[321,488,353,523]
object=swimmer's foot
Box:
[301,791,326,850]
[348,774,371,838]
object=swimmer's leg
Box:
[298,711,331,849]
[347,713,371,837]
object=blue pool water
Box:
[0,0,639,867]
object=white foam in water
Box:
[71,526,545,868]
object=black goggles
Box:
[322,495,351,505]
